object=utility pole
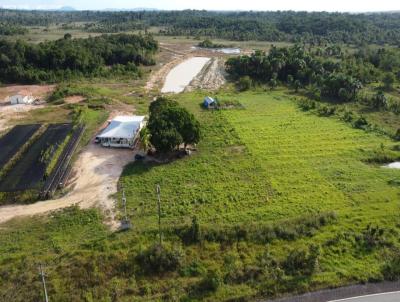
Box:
[156,184,162,246]
[121,186,131,230]
[39,264,49,302]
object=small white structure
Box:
[8,94,35,105]
[96,115,146,148]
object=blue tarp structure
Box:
[203,96,216,108]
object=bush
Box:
[282,244,320,276]
[356,224,387,250]
[353,116,369,129]
[317,104,336,116]
[176,216,202,245]
[238,76,252,91]
[135,244,184,275]
[198,269,222,292]
[382,249,400,281]
[174,212,336,245]
[298,99,316,111]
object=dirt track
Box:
[0,142,135,229]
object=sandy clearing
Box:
[64,95,86,104]
[146,54,187,92]
[161,57,211,93]
[0,143,136,229]
[0,84,55,101]
[0,103,45,133]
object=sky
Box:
[0,0,399,12]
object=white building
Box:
[96,115,146,148]
[8,94,35,105]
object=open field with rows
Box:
[0,124,40,168]
[0,123,72,200]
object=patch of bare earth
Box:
[64,95,85,104]
[0,84,55,132]
[185,57,227,92]
[0,84,55,101]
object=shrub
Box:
[238,76,252,91]
[135,244,184,275]
[364,145,399,164]
[282,244,320,276]
[298,99,316,111]
[353,116,369,129]
[198,269,222,292]
[317,104,336,116]
[342,110,354,122]
[356,224,387,250]
[177,216,202,245]
[180,260,207,277]
[382,249,400,280]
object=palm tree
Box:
[139,127,151,152]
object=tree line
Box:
[0,33,158,83]
[1,9,400,45]
[226,44,400,105]
[0,22,27,35]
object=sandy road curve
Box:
[0,143,136,228]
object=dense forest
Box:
[1,9,400,45]
[0,33,158,83]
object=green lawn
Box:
[1,89,400,301]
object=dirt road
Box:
[0,143,135,229]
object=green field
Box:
[1,90,400,301]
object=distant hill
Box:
[58,6,76,11]
[103,8,159,12]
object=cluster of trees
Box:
[0,22,27,35]
[227,44,400,104]
[0,33,158,83]
[197,39,228,49]
[2,9,400,45]
[146,97,201,153]
[226,45,363,102]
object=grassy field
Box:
[1,89,400,301]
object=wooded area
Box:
[0,33,158,83]
[1,9,400,44]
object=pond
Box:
[161,57,210,93]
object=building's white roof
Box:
[97,116,145,139]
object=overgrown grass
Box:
[1,90,400,301]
